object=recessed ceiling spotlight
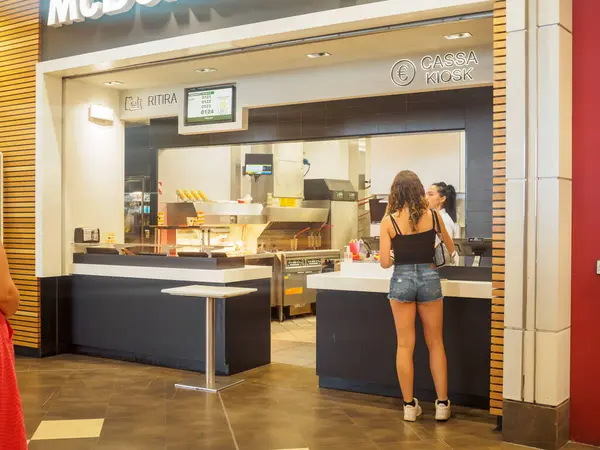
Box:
[444,32,472,40]
[306,52,331,59]
[196,67,218,73]
[104,81,123,86]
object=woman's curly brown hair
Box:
[388,170,428,232]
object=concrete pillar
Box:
[503,0,572,448]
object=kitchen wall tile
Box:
[376,113,407,134]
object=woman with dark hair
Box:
[426,182,460,239]
[380,170,455,423]
[0,243,26,450]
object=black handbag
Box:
[431,210,448,268]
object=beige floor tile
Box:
[271,322,288,332]
[281,321,303,331]
[31,419,105,441]
[286,342,316,357]
[272,339,302,352]
[291,318,316,329]
[271,318,317,366]
[271,352,315,367]
[274,333,306,342]
[289,331,316,343]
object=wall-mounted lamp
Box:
[89,104,114,124]
[358,138,367,153]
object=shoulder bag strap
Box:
[431,209,442,237]
[389,214,402,236]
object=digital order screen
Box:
[185,85,236,125]
[245,164,272,175]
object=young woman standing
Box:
[427,182,459,265]
[426,182,460,239]
[0,243,27,450]
[379,171,455,422]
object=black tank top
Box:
[390,211,437,265]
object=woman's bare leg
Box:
[389,300,417,401]
[418,299,448,400]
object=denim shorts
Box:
[388,263,443,303]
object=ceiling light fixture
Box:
[103,81,123,86]
[444,32,472,40]
[306,52,331,59]
[196,67,218,73]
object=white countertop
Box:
[307,262,491,299]
[71,264,272,284]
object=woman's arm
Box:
[0,244,19,317]
[379,217,395,269]
[436,211,455,254]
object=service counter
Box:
[308,262,492,409]
[70,254,273,375]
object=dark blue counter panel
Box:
[71,276,271,375]
[317,290,491,409]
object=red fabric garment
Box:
[0,314,27,450]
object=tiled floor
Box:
[15,354,598,450]
[271,316,316,368]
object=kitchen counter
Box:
[309,262,492,409]
[307,263,491,299]
[68,259,272,374]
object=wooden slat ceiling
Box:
[0,0,39,349]
[491,0,506,416]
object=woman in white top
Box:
[427,182,460,264]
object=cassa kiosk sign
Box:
[48,0,177,27]
[391,50,479,87]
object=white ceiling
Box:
[76,17,492,91]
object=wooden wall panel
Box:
[0,0,40,348]
[491,0,506,416]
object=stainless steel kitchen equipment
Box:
[125,175,153,244]
[166,202,266,226]
[272,249,341,321]
[164,200,330,254]
[304,179,359,251]
[247,143,304,205]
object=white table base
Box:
[162,286,258,394]
[175,296,244,393]
[175,376,244,393]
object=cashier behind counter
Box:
[366,200,492,278]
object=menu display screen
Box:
[185,85,236,126]
[244,164,272,175]
[244,154,273,176]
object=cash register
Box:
[453,237,493,267]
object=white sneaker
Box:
[403,398,423,422]
[435,399,451,421]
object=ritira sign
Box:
[48,0,178,27]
